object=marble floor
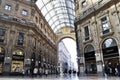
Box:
[0,74,120,80]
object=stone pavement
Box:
[0,74,120,80]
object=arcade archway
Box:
[58,38,77,74]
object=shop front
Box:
[11,50,24,75]
[102,38,119,75]
[0,47,5,75]
[84,45,97,74]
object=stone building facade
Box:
[75,0,120,75]
[58,41,71,75]
[0,0,57,75]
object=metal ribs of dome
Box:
[36,0,75,32]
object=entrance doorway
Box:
[102,38,119,75]
[84,45,97,74]
[11,50,24,75]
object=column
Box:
[79,56,85,76]
[3,30,15,75]
[24,33,32,73]
[95,49,103,76]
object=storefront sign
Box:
[12,55,24,60]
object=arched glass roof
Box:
[36,0,75,32]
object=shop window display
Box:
[0,47,5,74]
[11,61,23,73]
[11,50,24,74]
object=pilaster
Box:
[95,49,104,76]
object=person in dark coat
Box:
[117,63,120,77]
[111,65,115,76]
[104,64,110,78]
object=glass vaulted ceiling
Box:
[36,0,75,32]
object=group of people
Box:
[24,67,59,78]
[24,68,47,77]
[104,62,120,78]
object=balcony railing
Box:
[75,0,111,22]
[94,0,111,10]
[0,13,35,28]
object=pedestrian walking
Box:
[117,63,120,77]
[45,69,48,77]
[33,67,38,77]
[104,63,109,78]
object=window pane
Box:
[82,1,87,7]
[84,26,89,40]
[5,5,11,11]
[0,29,5,36]
[101,17,110,34]
[102,23,109,31]
[84,26,89,37]
[18,33,24,45]
[22,10,28,16]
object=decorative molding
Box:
[83,37,93,44]
[111,10,119,15]
[91,21,97,25]
[97,10,109,18]
[81,20,90,27]
[100,31,114,38]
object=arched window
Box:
[84,44,95,61]
[85,45,94,53]
[102,38,119,59]
[13,50,24,56]
[102,38,117,49]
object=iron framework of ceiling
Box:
[36,0,75,32]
